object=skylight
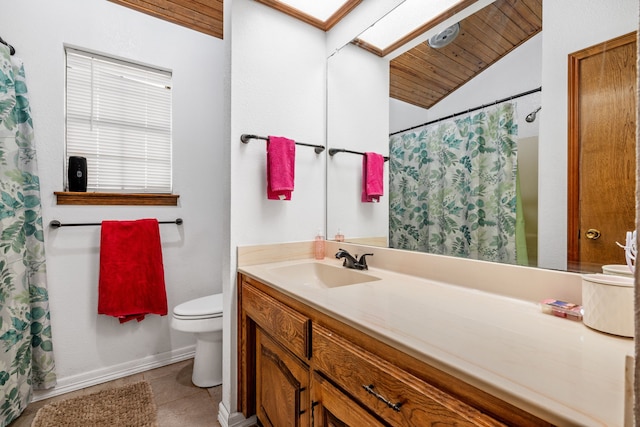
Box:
[254,0,362,31]
[356,0,473,55]
[274,0,352,22]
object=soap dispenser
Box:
[335,229,344,242]
[315,230,325,260]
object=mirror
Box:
[326,0,638,272]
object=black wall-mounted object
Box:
[68,156,87,192]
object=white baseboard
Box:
[218,402,256,427]
[33,345,196,402]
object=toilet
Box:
[170,293,223,387]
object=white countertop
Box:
[239,258,634,427]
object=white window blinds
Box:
[65,47,173,193]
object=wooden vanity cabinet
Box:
[238,274,553,427]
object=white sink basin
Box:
[268,262,381,288]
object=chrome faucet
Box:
[335,249,373,270]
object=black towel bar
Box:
[328,148,389,162]
[49,218,183,228]
[241,133,325,154]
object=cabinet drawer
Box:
[311,371,385,427]
[312,324,504,427]
[242,281,310,360]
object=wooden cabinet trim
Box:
[237,273,256,416]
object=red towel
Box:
[98,219,168,323]
[267,136,295,200]
[361,152,384,203]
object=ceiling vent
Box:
[428,23,460,48]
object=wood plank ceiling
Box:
[389,0,542,109]
[108,0,223,39]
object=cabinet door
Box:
[256,329,310,427]
[311,372,385,427]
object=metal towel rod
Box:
[49,218,183,228]
[241,134,325,154]
[328,148,389,162]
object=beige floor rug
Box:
[31,380,158,427]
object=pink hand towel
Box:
[267,136,296,200]
[361,152,384,203]
[98,219,168,323]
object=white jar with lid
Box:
[582,274,634,337]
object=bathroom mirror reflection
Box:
[326,0,637,273]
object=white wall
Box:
[538,0,637,270]
[326,44,390,240]
[1,0,225,395]
[229,1,327,246]
[224,0,327,419]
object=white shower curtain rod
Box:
[390,86,542,136]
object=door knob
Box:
[585,229,601,240]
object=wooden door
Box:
[568,32,637,272]
[256,329,310,427]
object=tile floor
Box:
[9,359,222,427]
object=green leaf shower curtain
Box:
[389,102,520,264]
[0,45,56,425]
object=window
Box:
[65,47,172,194]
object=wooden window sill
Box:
[54,192,179,206]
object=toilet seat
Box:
[173,294,223,320]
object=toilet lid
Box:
[174,294,223,318]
